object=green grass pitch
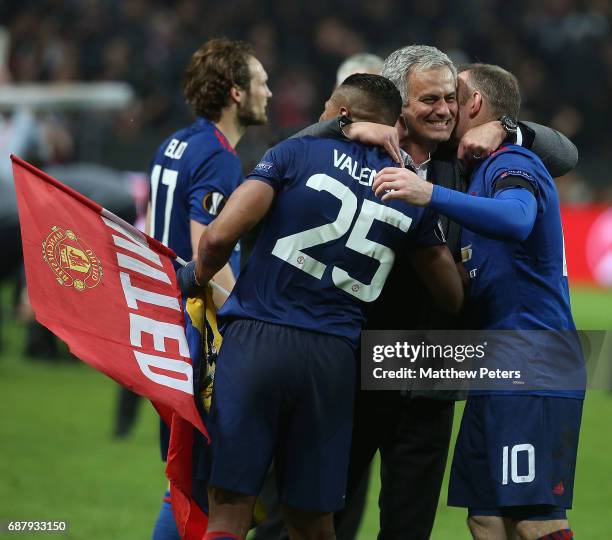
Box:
[0,286,610,539]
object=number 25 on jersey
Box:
[272,173,412,302]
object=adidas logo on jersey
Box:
[552,481,565,495]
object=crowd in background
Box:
[1,0,611,201]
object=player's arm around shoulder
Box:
[457,119,579,177]
[291,118,342,139]
[520,120,578,177]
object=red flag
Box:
[167,414,209,539]
[165,291,220,539]
[11,155,207,437]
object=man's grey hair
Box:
[382,45,457,103]
[336,53,384,86]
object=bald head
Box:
[336,53,384,86]
[320,73,402,126]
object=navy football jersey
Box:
[149,117,242,273]
[218,136,443,345]
[461,145,584,398]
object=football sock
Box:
[152,490,180,540]
[203,532,241,540]
[536,529,573,540]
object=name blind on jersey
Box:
[164,138,189,160]
[100,214,193,396]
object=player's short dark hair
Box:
[183,38,254,122]
[459,63,521,120]
[340,73,402,125]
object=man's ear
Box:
[229,85,244,105]
[471,91,483,118]
[397,115,410,137]
[339,106,351,119]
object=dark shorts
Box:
[448,395,583,514]
[208,319,356,512]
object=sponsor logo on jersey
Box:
[461,244,472,263]
[42,226,103,291]
[203,192,226,216]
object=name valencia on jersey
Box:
[332,148,378,186]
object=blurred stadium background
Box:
[0,1,611,539]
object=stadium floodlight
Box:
[0,82,135,111]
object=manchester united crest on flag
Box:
[42,226,103,291]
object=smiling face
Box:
[402,66,457,146]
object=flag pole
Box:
[174,255,230,298]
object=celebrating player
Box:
[146,37,272,540]
[300,44,579,540]
[372,63,583,540]
[177,74,464,540]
